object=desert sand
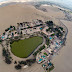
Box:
[0,3,72,72]
[0,3,50,72]
[0,3,65,35]
[40,4,65,19]
[0,3,50,35]
[52,20,72,72]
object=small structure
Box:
[46,48,52,54]
[23,65,28,69]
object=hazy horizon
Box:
[0,0,72,10]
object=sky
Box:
[0,0,72,4]
[0,0,72,2]
[0,0,72,9]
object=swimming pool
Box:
[9,28,11,30]
[39,59,43,62]
[40,28,42,30]
[55,47,58,49]
[49,37,52,40]
[2,36,4,39]
[43,55,46,58]
[60,41,63,44]
[56,42,58,45]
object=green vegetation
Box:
[0,40,2,43]
[11,36,43,58]
[51,33,55,36]
[39,45,45,51]
[15,64,22,70]
[2,48,12,64]
[34,24,43,27]
[33,45,45,56]
[48,64,54,72]
[15,59,36,70]
[44,52,48,56]
[46,38,50,45]
[54,28,63,37]
[45,20,63,38]
[46,28,50,32]
[45,21,54,27]
[46,27,53,33]
[59,27,63,31]
[49,66,54,72]
[47,63,54,72]
[5,26,16,32]
[40,32,50,46]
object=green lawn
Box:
[11,36,43,58]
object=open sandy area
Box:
[0,3,72,72]
[0,3,66,35]
[40,4,65,19]
[0,3,50,35]
[52,20,72,72]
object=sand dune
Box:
[0,3,50,35]
[0,3,65,35]
[40,4,65,19]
